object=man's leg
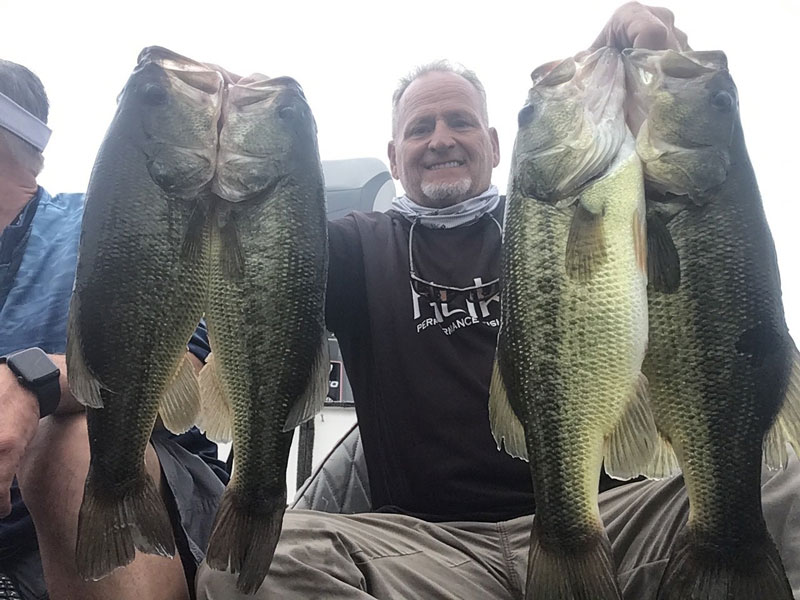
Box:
[16,413,190,600]
[197,510,531,600]
[600,450,800,599]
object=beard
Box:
[420,177,472,206]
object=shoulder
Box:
[36,190,85,223]
[39,189,85,212]
[329,210,402,241]
[30,190,85,245]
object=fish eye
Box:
[518,104,535,128]
[278,105,297,119]
[142,83,169,106]
[711,90,733,111]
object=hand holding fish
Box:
[0,366,39,517]
[592,2,690,51]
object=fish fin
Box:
[75,468,175,580]
[633,205,647,278]
[180,201,209,264]
[488,359,529,461]
[205,487,286,594]
[526,521,622,600]
[282,332,329,432]
[656,528,793,600]
[158,353,201,434]
[646,213,680,293]
[196,352,234,443]
[639,434,681,479]
[66,299,104,408]
[659,50,715,79]
[219,218,245,281]
[764,342,800,469]
[604,373,659,480]
[565,201,607,282]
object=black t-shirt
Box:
[326,204,536,522]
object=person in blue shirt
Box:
[0,59,227,600]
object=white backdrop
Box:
[3,0,797,335]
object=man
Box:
[0,60,227,599]
[197,3,800,599]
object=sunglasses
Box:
[408,215,502,304]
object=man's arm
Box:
[0,348,205,516]
[0,353,82,517]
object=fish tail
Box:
[526,521,622,600]
[205,487,287,594]
[75,469,175,580]
[657,528,793,600]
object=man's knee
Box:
[278,510,355,556]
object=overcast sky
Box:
[3,0,798,335]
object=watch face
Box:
[7,348,60,385]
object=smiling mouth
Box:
[427,160,464,171]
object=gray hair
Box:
[391,60,489,138]
[0,59,49,175]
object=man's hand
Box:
[592,2,690,51]
[0,364,40,517]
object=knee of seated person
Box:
[16,412,90,515]
[278,510,354,552]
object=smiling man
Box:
[197,3,800,599]
[388,67,499,208]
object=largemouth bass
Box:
[490,47,657,600]
[67,47,223,578]
[625,48,800,600]
[198,74,328,594]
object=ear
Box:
[388,140,400,179]
[489,127,500,168]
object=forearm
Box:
[48,354,85,415]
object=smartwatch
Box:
[1,347,61,418]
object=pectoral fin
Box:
[283,333,329,432]
[646,212,680,293]
[640,434,681,479]
[159,353,202,434]
[180,199,209,264]
[604,373,662,480]
[764,342,800,469]
[217,208,245,281]
[66,297,104,408]
[566,201,606,282]
[196,352,233,443]
[488,359,528,461]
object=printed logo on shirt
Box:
[411,276,500,335]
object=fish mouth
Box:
[426,160,465,171]
[137,47,224,95]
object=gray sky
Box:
[3,0,798,335]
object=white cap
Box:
[0,91,51,152]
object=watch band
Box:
[0,350,61,418]
[34,376,61,418]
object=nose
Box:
[428,120,456,152]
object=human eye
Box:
[407,120,432,137]
[449,113,476,129]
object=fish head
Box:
[624,49,737,198]
[511,47,627,203]
[117,46,224,198]
[213,75,321,202]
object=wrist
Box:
[0,348,62,418]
